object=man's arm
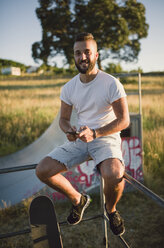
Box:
[59,100,78,141]
[96,97,130,137]
[79,97,130,142]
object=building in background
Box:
[1,67,21,76]
[26,66,38,73]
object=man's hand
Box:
[66,126,78,141]
[78,126,95,143]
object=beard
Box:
[75,58,97,74]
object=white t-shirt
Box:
[60,70,126,130]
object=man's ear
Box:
[96,52,99,60]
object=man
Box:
[36,33,130,236]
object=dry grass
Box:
[126,91,164,195]
[0,78,65,114]
[0,75,164,191]
[0,75,164,247]
[124,76,164,88]
[0,78,68,156]
[0,75,163,156]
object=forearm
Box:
[95,117,130,138]
[95,97,130,138]
[59,117,72,134]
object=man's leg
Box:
[99,158,125,213]
[36,156,82,205]
[99,158,125,235]
[36,156,91,225]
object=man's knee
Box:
[36,157,50,182]
[100,158,125,183]
[36,156,66,182]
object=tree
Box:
[0,59,27,72]
[32,0,149,69]
[105,63,123,74]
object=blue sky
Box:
[0,0,164,72]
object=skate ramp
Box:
[0,110,143,208]
[0,111,77,207]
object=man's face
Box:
[73,40,98,74]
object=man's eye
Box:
[75,52,81,56]
[85,51,90,55]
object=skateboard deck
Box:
[29,195,63,248]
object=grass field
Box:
[0,75,164,247]
[0,77,67,156]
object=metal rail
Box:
[0,164,37,174]
[0,164,164,208]
[0,214,130,248]
[124,172,164,208]
[0,215,103,239]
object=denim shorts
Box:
[47,134,124,170]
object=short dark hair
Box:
[74,32,97,51]
[75,32,95,42]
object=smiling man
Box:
[74,35,98,76]
[36,33,130,236]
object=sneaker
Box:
[105,206,125,236]
[67,194,91,225]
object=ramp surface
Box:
[0,111,77,207]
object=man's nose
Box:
[81,53,87,60]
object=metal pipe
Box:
[100,176,109,248]
[0,215,104,240]
[59,214,103,226]
[0,164,37,174]
[0,228,31,239]
[124,172,164,208]
[138,72,144,160]
[103,214,130,248]
[138,73,142,116]
[0,164,164,209]
[118,236,131,248]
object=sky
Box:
[0,0,164,72]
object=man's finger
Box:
[66,131,77,135]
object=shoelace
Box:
[71,206,81,218]
[111,212,122,226]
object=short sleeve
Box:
[60,85,72,106]
[109,79,127,104]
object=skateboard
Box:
[29,195,63,248]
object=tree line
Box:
[0,58,140,75]
[1,58,164,76]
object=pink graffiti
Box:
[50,171,80,201]
[51,191,66,201]
[121,137,143,179]
[48,137,143,201]
[76,161,96,187]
